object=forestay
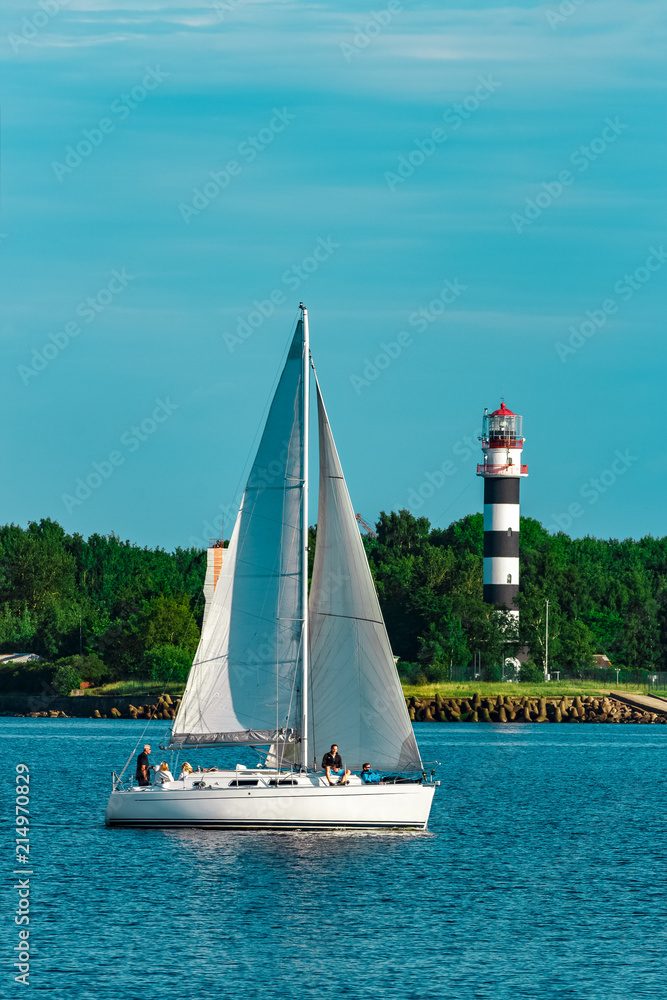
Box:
[308,379,422,772]
[170,326,305,748]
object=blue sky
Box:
[1,0,665,550]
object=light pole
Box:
[544,599,549,682]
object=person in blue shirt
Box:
[361,762,382,784]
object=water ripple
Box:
[2,720,665,999]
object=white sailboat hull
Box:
[105,778,435,830]
[104,316,439,830]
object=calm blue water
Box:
[2,719,666,999]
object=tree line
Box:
[0,512,664,693]
[0,519,205,694]
[366,510,665,682]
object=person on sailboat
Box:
[136,745,151,786]
[322,744,351,786]
[178,762,194,781]
[361,763,382,784]
[154,762,174,785]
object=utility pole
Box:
[544,599,549,682]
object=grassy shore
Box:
[83,678,647,700]
[402,680,645,699]
[83,680,185,697]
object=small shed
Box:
[0,653,43,665]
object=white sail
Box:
[171,325,305,747]
[308,379,422,772]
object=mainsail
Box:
[171,325,305,747]
[308,379,422,772]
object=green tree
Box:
[142,594,200,653]
[52,663,82,696]
[145,644,193,686]
[376,509,430,555]
[559,618,596,671]
[0,520,76,611]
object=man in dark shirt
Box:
[322,744,351,786]
[136,744,152,786]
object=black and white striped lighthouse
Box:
[476,402,528,616]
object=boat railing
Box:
[420,763,440,786]
[111,767,440,790]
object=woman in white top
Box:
[153,761,174,784]
[178,762,194,782]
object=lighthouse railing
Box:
[476,463,528,476]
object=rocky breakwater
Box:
[90,695,180,720]
[2,693,182,719]
[406,693,667,724]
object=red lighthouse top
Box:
[482,401,523,450]
[477,400,528,476]
[490,402,515,418]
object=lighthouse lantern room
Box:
[477,402,528,615]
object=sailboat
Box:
[105,306,437,830]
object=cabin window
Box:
[228,779,259,787]
[507,573,512,584]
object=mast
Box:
[300,303,310,771]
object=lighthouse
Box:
[476,402,528,616]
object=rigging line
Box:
[233,566,300,580]
[223,607,299,625]
[123,594,203,768]
[307,612,316,771]
[315,612,384,625]
[244,485,301,492]
[277,627,302,763]
[115,701,164,783]
[431,473,478,525]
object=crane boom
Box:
[355,513,377,538]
